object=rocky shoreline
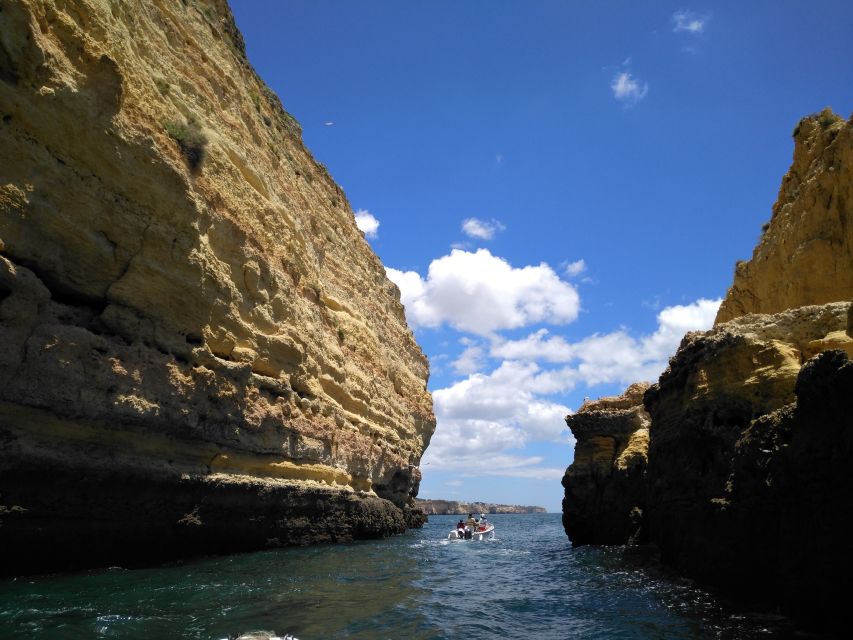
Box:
[562,110,853,636]
[416,499,546,515]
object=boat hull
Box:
[447,524,495,541]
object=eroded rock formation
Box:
[644,302,852,609]
[0,0,434,574]
[562,111,853,634]
[561,382,650,545]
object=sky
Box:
[230,2,853,512]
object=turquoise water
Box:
[0,514,804,639]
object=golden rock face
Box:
[0,0,434,564]
[716,109,853,324]
[562,382,651,546]
[558,102,853,628]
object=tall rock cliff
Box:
[644,302,852,617]
[562,111,853,634]
[716,109,853,323]
[0,0,434,574]
[561,383,649,545]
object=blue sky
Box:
[231,2,853,512]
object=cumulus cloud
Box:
[491,329,574,363]
[354,209,379,238]
[491,297,722,386]
[565,259,587,277]
[433,361,572,439]
[420,297,720,480]
[611,71,649,105]
[452,341,486,375]
[385,249,580,335]
[672,10,708,34]
[420,360,572,478]
[461,217,506,240]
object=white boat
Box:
[447,520,495,541]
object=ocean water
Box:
[0,513,805,639]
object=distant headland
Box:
[416,499,547,515]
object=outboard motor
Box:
[464,528,472,540]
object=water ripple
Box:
[0,514,810,639]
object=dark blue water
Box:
[0,514,804,639]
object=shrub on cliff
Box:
[163,117,208,171]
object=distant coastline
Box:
[416,499,547,515]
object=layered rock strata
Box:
[561,383,650,545]
[0,0,434,574]
[562,110,853,634]
[415,499,546,515]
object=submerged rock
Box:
[0,0,434,573]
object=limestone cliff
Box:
[562,109,853,634]
[415,499,546,515]
[644,303,852,603]
[0,0,434,574]
[716,109,853,323]
[561,382,649,545]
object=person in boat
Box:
[464,513,476,539]
[456,519,465,538]
[479,514,489,531]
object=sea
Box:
[0,513,808,639]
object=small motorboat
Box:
[447,517,495,541]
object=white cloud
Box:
[672,10,707,34]
[424,446,566,480]
[427,313,698,479]
[354,209,379,238]
[491,328,574,363]
[565,259,586,277]
[385,249,580,336]
[491,297,722,386]
[421,360,572,477]
[461,217,506,240]
[421,298,720,479]
[452,342,486,375]
[611,71,649,105]
[433,361,571,439]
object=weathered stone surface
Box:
[0,0,434,572]
[561,382,650,545]
[561,107,853,634]
[415,499,546,515]
[775,349,853,630]
[717,109,853,323]
[644,303,852,633]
